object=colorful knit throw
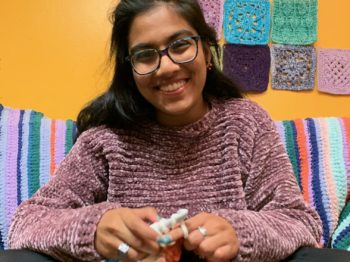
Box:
[198,0,224,40]
[317,48,350,95]
[223,0,271,45]
[0,105,76,249]
[272,0,318,45]
[271,44,316,91]
[275,118,350,246]
[223,44,270,92]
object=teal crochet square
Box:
[271,44,316,91]
[223,0,271,45]
[272,0,318,45]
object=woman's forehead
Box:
[128,4,197,48]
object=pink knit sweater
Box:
[8,98,322,261]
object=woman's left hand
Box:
[167,212,239,262]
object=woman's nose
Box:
[156,54,180,76]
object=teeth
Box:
[159,80,186,92]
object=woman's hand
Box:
[95,207,161,261]
[168,212,239,262]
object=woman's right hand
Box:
[95,207,161,261]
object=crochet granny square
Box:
[198,0,224,40]
[318,48,350,95]
[223,0,271,45]
[223,44,270,92]
[272,0,318,45]
[271,44,316,91]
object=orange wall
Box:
[1,0,350,120]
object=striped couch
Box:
[1,104,350,252]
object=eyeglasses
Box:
[126,36,201,75]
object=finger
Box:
[119,220,160,255]
[166,221,190,243]
[121,211,161,254]
[100,236,143,261]
[207,244,236,262]
[200,232,227,250]
[183,212,210,232]
[115,241,145,262]
[183,227,207,251]
[133,207,159,223]
[126,210,160,240]
[197,234,229,259]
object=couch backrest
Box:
[1,105,350,250]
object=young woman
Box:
[6,0,346,261]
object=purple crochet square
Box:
[223,44,271,92]
[198,0,224,40]
[271,44,316,91]
[318,48,350,95]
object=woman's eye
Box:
[134,50,156,62]
[171,40,191,51]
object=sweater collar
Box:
[143,98,220,138]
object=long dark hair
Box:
[76,0,242,135]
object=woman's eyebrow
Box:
[130,29,195,54]
[167,29,194,42]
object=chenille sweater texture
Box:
[8,98,322,262]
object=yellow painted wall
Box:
[1,0,350,121]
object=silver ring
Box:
[198,226,208,237]
[117,242,130,256]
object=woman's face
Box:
[128,4,209,126]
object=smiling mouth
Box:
[158,80,187,92]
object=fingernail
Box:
[157,258,166,262]
[156,235,173,245]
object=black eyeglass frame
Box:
[125,35,202,75]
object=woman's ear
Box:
[203,41,213,70]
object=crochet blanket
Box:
[0,105,76,249]
[1,105,350,251]
[276,118,350,248]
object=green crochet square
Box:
[272,0,318,45]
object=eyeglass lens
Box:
[131,37,198,75]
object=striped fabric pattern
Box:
[276,117,350,248]
[0,105,76,249]
[1,105,350,252]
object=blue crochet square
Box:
[271,45,316,90]
[223,0,271,45]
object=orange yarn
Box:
[163,240,182,262]
[295,119,310,202]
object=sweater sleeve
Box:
[7,129,120,261]
[214,105,322,262]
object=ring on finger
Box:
[117,242,130,257]
[180,222,189,239]
[197,226,208,237]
